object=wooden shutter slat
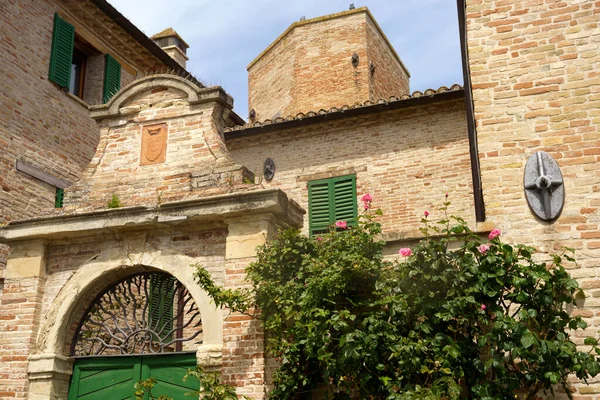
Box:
[48,13,74,88]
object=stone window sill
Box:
[65,91,91,110]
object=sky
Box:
[107,0,464,119]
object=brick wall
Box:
[365,17,410,100]
[247,30,296,121]
[221,257,266,399]
[227,97,475,237]
[65,84,252,211]
[292,12,371,116]
[0,277,46,399]
[466,0,600,396]
[82,54,105,105]
[47,229,228,355]
[0,0,172,269]
[248,8,410,121]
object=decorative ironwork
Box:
[72,272,202,356]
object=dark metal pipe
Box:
[457,0,486,222]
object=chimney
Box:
[151,28,189,68]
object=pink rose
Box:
[424,211,429,217]
[445,192,449,198]
[399,248,412,257]
[335,221,347,229]
[488,229,501,240]
[361,194,373,210]
[480,304,487,311]
[316,236,323,242]
[477,244,490,254]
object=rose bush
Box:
[190,196,600,399]
[239,197,600,399]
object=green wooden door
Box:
[68,353,197,400]
[143,354,200,399]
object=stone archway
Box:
[28,246,223,400]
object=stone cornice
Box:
[0,190,304,244]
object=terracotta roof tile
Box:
[225,84,463,133]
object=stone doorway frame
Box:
[0,190,304,400]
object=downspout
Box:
[457,0,486,222]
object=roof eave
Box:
[225,88,465,140]
[90,0,188,74]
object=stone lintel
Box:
[5,240,47,279]
[0,190,304,244]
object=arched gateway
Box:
[0,73,303,400]
[68,271,202,399]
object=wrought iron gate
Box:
[68,272,203,399]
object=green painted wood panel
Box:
[144,353,199,398]
[48,13,75,88]
[69,353,197,400]
[308,175,357,234]
[55,188,64,208]
[103,54,121,103]
[149,275,175,342]
[68,357,140,400]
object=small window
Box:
[308,175,357,234]
[49,13,121,104]
[68,49,87,98]
[55,188,64,208]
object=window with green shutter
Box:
[55,188,64,208]
[149,275,175,342]
[103,54,121,103]
[308,175,357,234]
[48,13,75,88]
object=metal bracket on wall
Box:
[524,151,564,222]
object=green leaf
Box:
[521,331,536,349]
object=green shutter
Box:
[308,180,332,234]
[333,175,357,225]
[308,175,357,234]
[149,275,175,342]
[55,188,64,208]
[48,13,75,88]
[103,54,121,103]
